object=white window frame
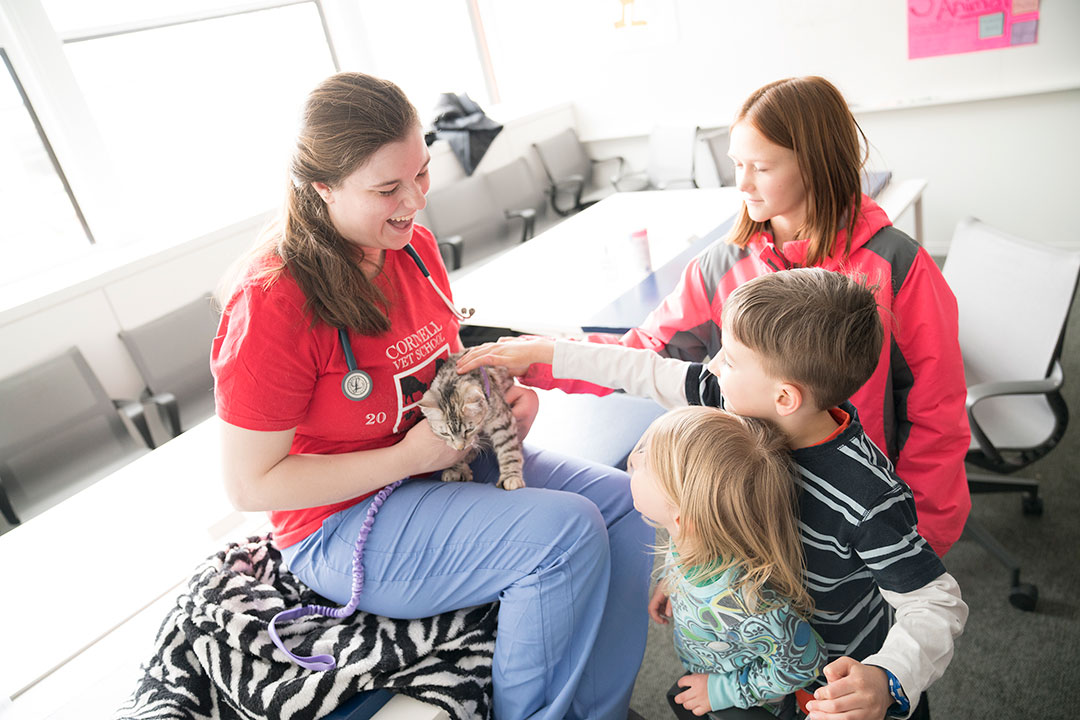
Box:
[0,45,94,245]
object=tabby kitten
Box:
[418,352,525,490]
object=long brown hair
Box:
[236,72,420,334]
[645,406,813,617]
[727,76,869,266]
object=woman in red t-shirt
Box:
[211,72,650,720]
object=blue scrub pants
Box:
[281,444,653,720]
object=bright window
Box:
[0,50,93,286]
[361,1,490,123]
[57,2,335,244]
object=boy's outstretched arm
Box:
[551,339,693,408]
[457,337,555,376]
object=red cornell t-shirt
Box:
[211,225,461,548]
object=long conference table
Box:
[451,181,925,335]
[1,183,925,719]
[452,188,743,334]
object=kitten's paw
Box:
[497,472,525,490]
[441,463,473,483]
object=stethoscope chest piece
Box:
[338,327,373,401]
[341,369,373,401]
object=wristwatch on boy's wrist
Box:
[880,668,910,718]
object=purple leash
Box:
[268,365,489,670]
[268,478,403,671]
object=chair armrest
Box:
[144,391,182,440]
[966,360,1064,465]
[550,175,586,216]
[504,207,537,242]
[114,399,156,449]
[600,155,631,188]
[592,154,627,178]
[0,463,22,525]
[612,171,650,192]
[654,177,699,190]
[437,235,464,270]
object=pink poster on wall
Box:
[908,0,1039,59]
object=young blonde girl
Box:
[630,406,824,718]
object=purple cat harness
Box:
[268,365,492,671]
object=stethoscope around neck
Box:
[338,242,474,401]
[271,242,478,670]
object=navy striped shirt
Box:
[686,364,946,665]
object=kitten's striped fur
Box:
[418,352,525,490]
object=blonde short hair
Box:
[645,406,812,617]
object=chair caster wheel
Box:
[1009,583,1038,611]
[1022,495,1044,516]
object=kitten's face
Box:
[420,385,488,450]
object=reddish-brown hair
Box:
[727,76,869,266]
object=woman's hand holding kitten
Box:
[400,418,472,475]
[503,385,539,441]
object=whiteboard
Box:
[573,0,1080,138]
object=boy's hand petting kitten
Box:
[419,351,526,490]
[456,337,555,377]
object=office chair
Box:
[423,161,547,271]
[119,295,220,441]
[703,128,736,187]
[941,217,1080,611]
[421,172,502,270]
[532,128,627,216]
[485,157,554,241]
[0,347,152,529]
[613,125,700,192]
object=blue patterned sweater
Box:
[667,552,826,713]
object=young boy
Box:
[458,268,968,720]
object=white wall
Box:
[487,0,1080,143]
[856,89,1080,253]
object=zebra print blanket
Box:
[114,535,496,720]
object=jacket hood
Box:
[747,194,892,271]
